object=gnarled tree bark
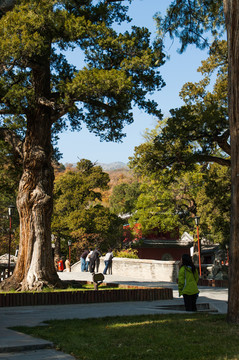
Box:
[1,113,62,291]
[0,56,62,291]
[224,0,239,323]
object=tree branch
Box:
[215,129,231,155]
[191,153,230,167]
[0,59,16,74]
[37,97,58,110]
[0,127,23,159]
[105,0,123,3]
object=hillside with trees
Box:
[52,159,124,263]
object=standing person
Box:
[103,249,113,275]
[57,258,64,272]
[85,249,92,272]
[178,254,199,311]
[80,249,89,272]
[95,249,102,272]
[89,248,101,273]
[65,258,71,272]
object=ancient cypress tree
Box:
[0,0,165,290]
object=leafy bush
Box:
[114,248,139,259]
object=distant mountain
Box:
[63,161,129,171]
[99,162,128,171]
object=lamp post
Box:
[8,205,15,277]
[225,244,229,265]
[68,240,72,264]
[51,234,55,259]
[194,216,201,277]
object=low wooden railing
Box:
[0,285,173,307]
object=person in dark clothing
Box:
[80,249,89,272]
[89,248,101,273]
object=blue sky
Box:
[57,0,209,166]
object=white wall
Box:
[71,257,180,282]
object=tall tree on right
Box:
[156,0,238,323]
[224,0,239,324]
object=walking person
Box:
[80,249,89,272]
[178,254,199,311]
[103,249,113,275]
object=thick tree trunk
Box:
[0,115,61,291]
[0,55,62,291]
[224,0,239,322]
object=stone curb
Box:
[0,329,53,354]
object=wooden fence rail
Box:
[0,287,173,307]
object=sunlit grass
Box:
[110,319,171,328]
[14,313,239,360]
[0,283,121,294]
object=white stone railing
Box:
[71,257,180,282]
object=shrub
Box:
[114,248,139,259]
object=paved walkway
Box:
[0,272,228,359]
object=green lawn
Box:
[14,313,239,360]
[0,283,119,294]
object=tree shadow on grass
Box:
[13,313,239,360]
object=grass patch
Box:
[13,313,239,360]
[41,284,120,292]
[0,283,121,294]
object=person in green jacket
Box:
[178,254,199,311]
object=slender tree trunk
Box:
[224,0,239,322]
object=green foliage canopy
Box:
[109,181,141,215]
[129,125,230,243]
[130,40,229,180]
[0,0,165,144]
[155,0,225,53]
[52,159,123,253]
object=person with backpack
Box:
[178,254,199,311]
